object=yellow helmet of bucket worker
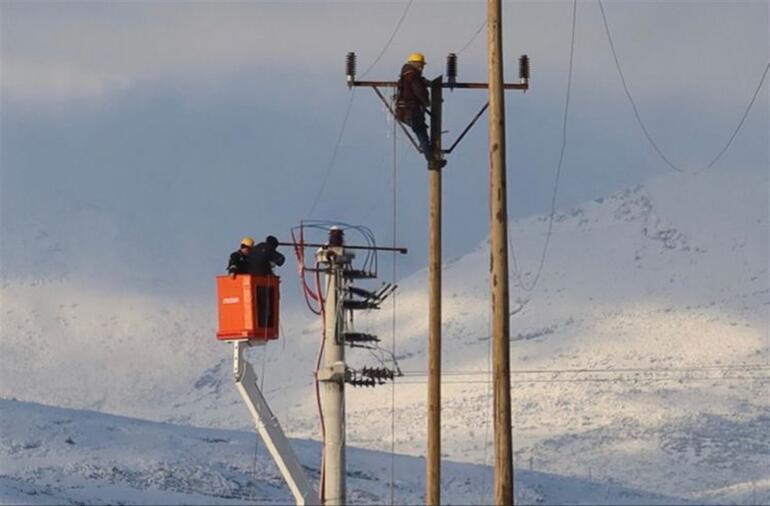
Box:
[240,236,255,248]
[408,52,426,65]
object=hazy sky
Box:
[1,1,767,305]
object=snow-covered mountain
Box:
[2,167,768,503]
[0,398,693,505]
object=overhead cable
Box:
[457,20,487,56]
[359,0,415,78]
[509,0,577,293]
[598,0,770,175]
[389,102,399,506]
[308,91,357,216]
[308,0,415,217]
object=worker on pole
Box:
[396,52,447,168]
[228,237,254,278]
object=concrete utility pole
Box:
[346,50,528,506]
[317,230,347,505]
[487,0,514,504]
[301,225,405,506]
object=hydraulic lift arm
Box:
[232,341,317,506]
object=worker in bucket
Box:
[227,237,254,278]
[247,235,286,276]
[248,235,285,328]
[395,52,446,169]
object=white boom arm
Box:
[232,341,317,506]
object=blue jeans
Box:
[405,114,431,162]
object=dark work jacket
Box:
[396,63,429,122]
[227,251,249,275]
[247,243,286,276]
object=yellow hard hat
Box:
[408,52,426,64]
[240,236,255,248]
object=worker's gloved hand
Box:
[230,272,237,279]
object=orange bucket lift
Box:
[216,274,280,341]
[214,273,313,504]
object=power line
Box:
[395,375,770,385]
[264,365,770,396]
[308,0,415,216]
[401,363,770,376]
[359,0,415,79]
[457,20,487,56]
[597,0,770,175]
[509,0,577,293]
[308,91,356,216]
[389,95,399,506]
[707,62,770,169]
[479,284,493,505]
[265,363,770,392]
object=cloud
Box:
[0,1,766,295]
[1,1,766,106]
[1,58,131,102]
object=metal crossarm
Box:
[350,80,528,90]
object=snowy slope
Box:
[0,399,690,505]
[2,167,768,503]
[172,168,770,505]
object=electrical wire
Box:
[292,226,323,315]
[395,376,770,384]
[389,95,399,506]
[308,92,357,216]
[509,0,577,293]
[359,0,415,78]
[457,20,487,56]
[598,0,770,175]
[307,0,414,218]
[400,363,770,376]
[293,219,380,504]
[479,286,493,505]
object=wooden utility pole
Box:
[426,76,443,506]
[346,50,527,506]
[487,0,514,505]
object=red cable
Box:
[313,261,327,504]
[292,229,322,315]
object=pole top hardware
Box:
[446,53,458,89]
[344,51,530,91]
[279,241,407,255]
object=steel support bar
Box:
[232,342,316,506]
[279,242,407,254]
[370,86,423,154]
[351,80,528,90]
[444,102,490,154]
[447,82,528,90]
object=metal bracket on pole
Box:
[443,102,490,154]
[232,341,317,506]
[370,85,424,155]
[317,361,346,383]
